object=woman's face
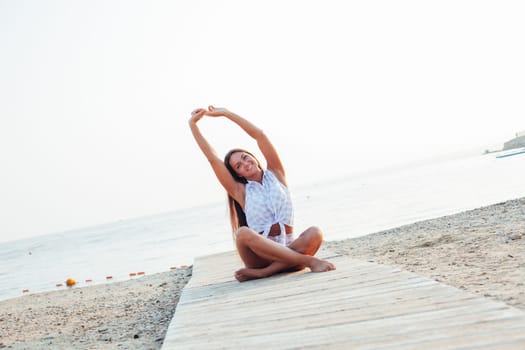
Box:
[229,151,260,179]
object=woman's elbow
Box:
[253,128,267,140]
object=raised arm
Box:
[188,108,244,204]
[205,106,287,185]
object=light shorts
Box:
[267,233,295,247]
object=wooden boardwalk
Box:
[162,250,525,349]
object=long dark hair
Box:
[223,148,262,234]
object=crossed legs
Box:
[234,226,336,282]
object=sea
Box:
[1,150,524,302]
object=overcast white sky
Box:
[1,0,524,243]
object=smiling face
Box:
[228,151,261,180]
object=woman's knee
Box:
[304,226,324,255]
[234,226,258,244]
[304,226,324,242]
[290,226,323,256]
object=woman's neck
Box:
[246,169,264,183]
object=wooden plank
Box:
[162,250,525,349]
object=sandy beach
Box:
[0,268,192,349]
[325,197,525,311]
[1,197,523,349]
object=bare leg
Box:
[235,226,333,281]
[235,226,335,282]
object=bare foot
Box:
[235,259,334,282]
[235,267,267,282]
[309,257,336,272]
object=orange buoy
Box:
[129,272,137,277]
[66,278,76,287]
[56,283,64,287]
[137,271,145,275]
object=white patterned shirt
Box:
[245,170,294,245]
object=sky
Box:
[1,0,524,243]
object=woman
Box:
[189,105,335,282]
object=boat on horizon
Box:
[495,147,525,159]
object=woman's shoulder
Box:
[265,168,288,187]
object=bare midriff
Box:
[264,223,294,236]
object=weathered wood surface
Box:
[162,250,525,349]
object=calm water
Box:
[1,151,524,301]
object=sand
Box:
[0,267,192,349]
[324,197,525,310]
[1,197,523,349]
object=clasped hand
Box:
[190,105,228,123]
